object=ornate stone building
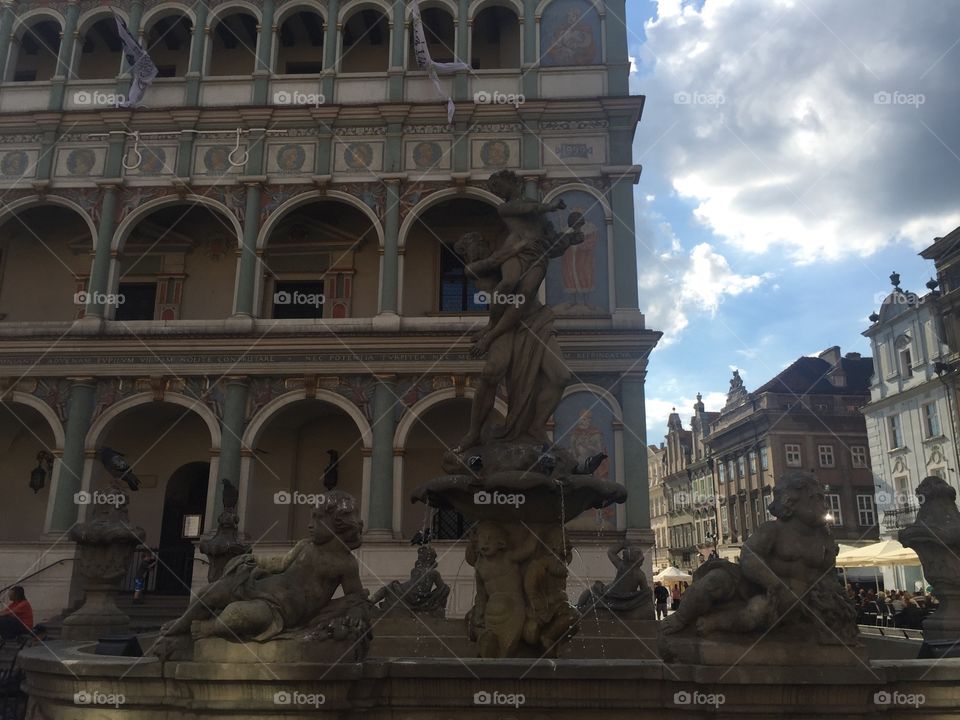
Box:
[862,273,956,590]
[707,350,879,560]
[0,0,658,621]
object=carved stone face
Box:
[476,525,506,557]
[795,486,828,528]
[309,492,363,549]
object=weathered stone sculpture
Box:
[198,480,251,582]
[577,542,653,620]
[659,472,859,665]
[152,489,371,662]
[412,170,626,658]
[900,475,960,649]
[62,490,145,641]
[371,544,450,617]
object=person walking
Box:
[653,582,669,620]
[671,584,682,611]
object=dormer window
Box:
[899,347,913,378]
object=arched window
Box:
[208,12,259,76]
[471,6,520,69]
[340,9,389,72]
[143,13,193,78]
[77,17,122,80]
[276,10,325,74]
[408,6,455,68]
[9,19,61,82]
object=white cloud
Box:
[646,391,728,436]
[638,0,960,263]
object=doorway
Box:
[156,462,209,595]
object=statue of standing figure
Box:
[453,169,584,450]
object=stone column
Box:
[454,0,469,101]
[367,375,398,538]
[603,0,629,96]
[185,1,209,105]
[521,0,537,99]
[234,180,262,318]
[252,0,276,105]
[83,184,119,319]
[208,377,249,529]
[0,2,16,82]
[388,0,406,99]
[607,170,640,311]
[621,372,651,535]
[320,0,340,101]
[45,378,96,533]
[379,178,401,315]
[49,0,80,110]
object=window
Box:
[888,415,903,448]
[728,460,735,482]
[785,444,802,467]
[760,446,769,470]
[851,445,867,468]
[737,456,745,478]
[720,505,728,536]
[748,451,757,474]
[825,493,842,526]
[818,444,835,467]
[115,282,157,321]
[857,495,876,526]
[439,244,485,312]
[730,504,739,534]
[924,403,942,438]
[718,463,726,483]
[752,497,762,526]
[899,347,913,378]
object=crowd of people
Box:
[846,583,938,629]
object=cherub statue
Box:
[577,541,651,619]
[153,490,368,654]
[370,544,450,616]
[661,473,856,646]
[465,522,539,658]
[523,527,579,655]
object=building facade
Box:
[862,274,956,589]
[662,410,694,571]
[707,349,879,560]
[647,442,669,573]
[0,0,659,622]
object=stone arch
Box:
[337,0,393,26]
[112,194,242,253]
[405,1,457,70]
[208,1,263,25]
[337,1,392,73]
[0,195,98,250]
[274,0,328,28]
[85,392,222,451]
[469,0,523,21]
[1,391,67,450]
[398,186,501,251]
[256,190,384,251]
[560,382,623,421]
[76,7,129,37]
[7,12,64,83]
[141,2,199,30]
[542,183,611,220]
[393,387,507,536]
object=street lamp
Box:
[30,450,54,494]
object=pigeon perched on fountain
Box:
[574,453,607,475]
[97,446,141,491]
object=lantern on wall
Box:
[30,450,55,494]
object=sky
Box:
[623,0,960,440]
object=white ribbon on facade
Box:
[410,0,469,123]
[113,10,159,108]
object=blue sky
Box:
[623,0,960,437]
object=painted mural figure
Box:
[560,206,599,306]
[544,4,599,66]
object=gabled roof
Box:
[754,354,873,396]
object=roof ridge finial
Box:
[890,271,901,289]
